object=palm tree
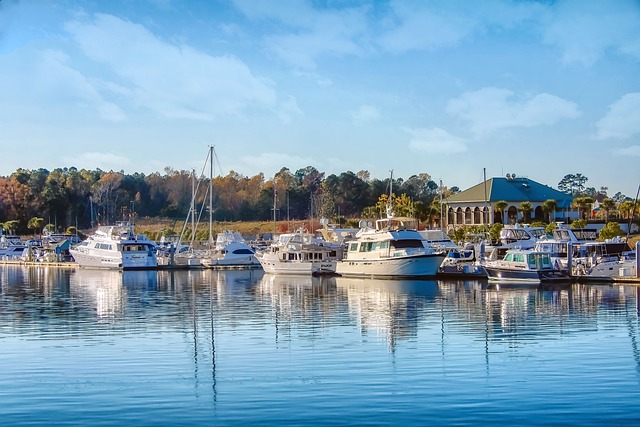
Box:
[519,201,533,223]
[541,199,557,224]
[494,200,508,225]
[572,196,595,220]
[600,198,616,222]
[27,217,45,237]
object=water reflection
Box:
[1,265,640,424]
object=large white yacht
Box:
[70,222,158,270]
[336,175,446,282]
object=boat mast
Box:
[483,168,488,230]
[209,145,214,245]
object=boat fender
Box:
[457,264,463,272]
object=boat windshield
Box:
[527,253,553,270]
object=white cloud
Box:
[542,0,640,66]
[596,93,640,140]
[276,95,303,124]
[351,104,380,124]
[446,87,581,135]
[64,13,278,120]
[0,48,126,121]
[233,0,368,69]
[62,152,132,172]
[405,127,467,154]
[613,145,640,157]
[379,0,543,53]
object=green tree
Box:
[27,217,45,237]
[494,200,508,225]
[558,173,588,195]
[1,220,19,235]
[571,219,587,228]
[619,200,636,220]
[572,196,594,220]
[600,198,616,221]
[519,201,533,223]
[598,222,623,240]
[541,199,557,223]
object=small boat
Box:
[201,230,261,269]
[484,249,571,284]
[258,228,342,275]
[70,222,158,270]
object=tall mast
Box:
[483,168,488,227]
[209,145,214,245]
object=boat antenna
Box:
[386,169,395,218]
[626,183,640,243]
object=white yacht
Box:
[534,225,631,275]
[201,230,261,269]
[258,228,342,275]
[70,222,157,270]
[335,176,446,281]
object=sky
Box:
[0,0,639,197]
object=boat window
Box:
[379,241,389,249]
[360,242,376,252]
[232,249,254,255]
[514,253,525,263]
[391,240,424,249]
[349,243,359,252]
[505,253,513,261]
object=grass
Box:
[134,217,322,241]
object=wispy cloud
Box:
[596,93,640,140]
[613,145,640,157]
[405,127,467,154]
[542,0,640,66]
[232,0,368,69]
[64,13,278,120]
[351,104,380,124]
[446,87,581,136]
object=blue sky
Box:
[1,0,639,197]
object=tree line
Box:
[0,166,447,235]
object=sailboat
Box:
[199,146,261,269]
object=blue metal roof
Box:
[446,177,573,207]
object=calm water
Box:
[1,266,639,426]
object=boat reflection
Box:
[335,277,440,350]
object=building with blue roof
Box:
[444,174,577,228]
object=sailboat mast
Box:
[209,145,214,245]
[483,168,488,227]
[191,169,196,246]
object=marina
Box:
[2,266,640,425]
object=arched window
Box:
[508,206,518,225]
[474,207,482,224]
[465,207,472,224]
[534,206,544,221]
[456,207,464,224]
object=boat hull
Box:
[484,266,570,284]
[70,249,157,270]
[258,256,336,275]
[336,253,445,278]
